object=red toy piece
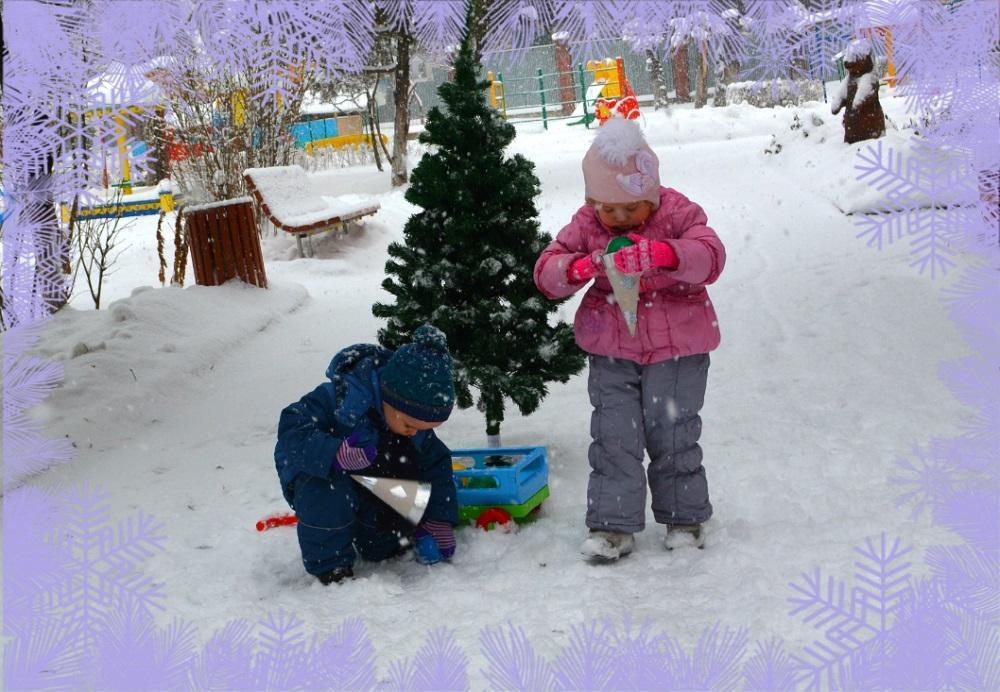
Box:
[594,81,641,125]
[256,512,298,532]
[475,507,515,532]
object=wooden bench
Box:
[183,197,268,288]
[243,165,380,258]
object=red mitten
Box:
[567,250,605,284]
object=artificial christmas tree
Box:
[373,7,584,446]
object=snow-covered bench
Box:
[243,165,380,258]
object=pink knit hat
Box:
[582,118,661,208]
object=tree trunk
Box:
[695,43,709,108]
[715,60,740,106]
[672,41,691,103]
[391,32,412,187]
[30,114,70,313]
[555,38,576,115]
[646,47,670,111]
[30,174,69,313]
[150,105,169,182]
[483,387,504,445]
[366,80,384,172]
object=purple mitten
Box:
[415,519,456,560]
[333,431,377,473]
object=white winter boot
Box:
[665,523,705,550]
[580,530,635,561]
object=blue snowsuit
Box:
[274,345,458,575]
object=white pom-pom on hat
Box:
[591,118,649,167]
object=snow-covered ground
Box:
[12,93,975,680]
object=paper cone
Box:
[350,475,432,524]
[602,253,642,336]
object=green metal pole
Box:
[578,63,590,129]
[537,68,548,130]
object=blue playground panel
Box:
[291,117,340,148]
[450,446,548,509]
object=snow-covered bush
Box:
[726,79,824,108]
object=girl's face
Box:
[383,402,442,437]
[588,199,654,233]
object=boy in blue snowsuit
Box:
[274,325,459,585]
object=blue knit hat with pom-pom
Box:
[380,325,455,422]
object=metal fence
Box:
[374,39,715,125]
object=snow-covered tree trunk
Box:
[148,105,169,183]
[646,47,670,110]
[366,78,385,172]
[695,43,709,108]
[672,41,691,102]
[391,31,412,187]
[713,59,739,106]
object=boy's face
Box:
[383,402,443,437]
[588,198,654,233]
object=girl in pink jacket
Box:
[533,118,726,561]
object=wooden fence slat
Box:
[229,205,250,284]
[239,202,268,288]
[186,212,207,285]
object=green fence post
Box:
[578,63,590,128]
[537,68,548,130]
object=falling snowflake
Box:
[410,1,468,57]
[659,623,749,690]
[550,0,629,64]
[853,140,981,277]
[788,534,913,688]
[788,0,858,82]
[2,339,74,480]
[734,0,811,93]
[938,356,1000,448]
[482,0,555,65]
[383,627,467,690]
[742,637,799,690]
[479,622,555,690]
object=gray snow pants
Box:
[586,353,712,533]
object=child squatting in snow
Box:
[273,325,459,585]
[533,118,727,561]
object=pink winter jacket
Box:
[534,187,726,364]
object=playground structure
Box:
[290,113,389,156]
[487,56,641,129]
[59,180,181,223]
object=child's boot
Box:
[316,566,354,585]
[665,523,704,550]
[580,530,635,561]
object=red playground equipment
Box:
[589,57,641,124]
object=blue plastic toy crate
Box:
[450,446,548,508]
